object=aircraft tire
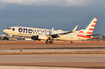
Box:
[50,40,53,44]
[71,41,73,44]
[46,39,50,44]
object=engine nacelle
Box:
[31,35,48,40]
[38,35,48,40]
[31,36,38,40]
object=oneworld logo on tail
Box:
[3,17,100,44]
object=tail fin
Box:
[79,17,98,35]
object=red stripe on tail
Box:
[91,25,95,27]
[87,32,92,34]
[93,21,96,23]
[79,31,84,33]
[77,35,91,38]
[88,28,94,30]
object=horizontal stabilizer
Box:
[86,34,101,36]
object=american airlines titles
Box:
[18,28,51,35]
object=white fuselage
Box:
[3,17,98,42]
[3,26,88,41]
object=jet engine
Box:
[31,35,48,40]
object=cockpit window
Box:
[7,28,11,29]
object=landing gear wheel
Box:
[46,39,50,44]
[50,40,53,44]
[71,41,73,44]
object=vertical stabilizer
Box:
[77,17,98,38]
[79,17,97,34]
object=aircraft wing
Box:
[47,25,78,38]
[47,31,73,38]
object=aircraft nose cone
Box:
[3,29,6,33]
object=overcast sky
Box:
[0,0,105,35]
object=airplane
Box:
[3,17,99,44]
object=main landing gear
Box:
[46,38,53,44]
[71,41,73,44]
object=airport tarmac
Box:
[0,43,105,68]
[0,54,105,68]
[0,66,84,69]
[0,49,105,52]
[0,44,105,54]
[0,44,105,50]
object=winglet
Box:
[49,27,54,35]
[51,27,54,30]
[72,25,78,32]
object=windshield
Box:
[7,28,11,29]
